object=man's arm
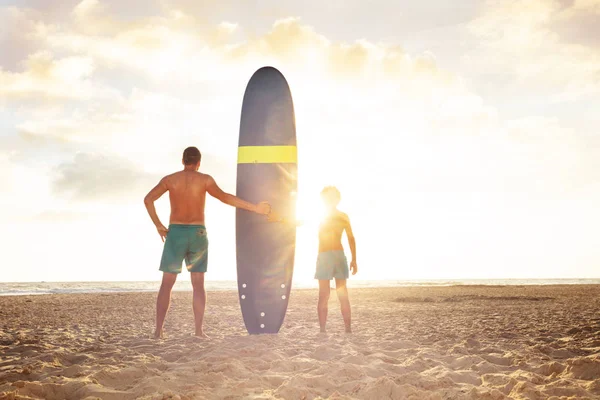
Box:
[344,214,357,275]
[206,175,270,214]
[144,178,169,241]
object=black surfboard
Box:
[235,66,298,334]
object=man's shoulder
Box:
[164,170,208,178]
[161,170,199,183]
[161,171,182,182]
[193,172,214,186]
[197,172,213,182]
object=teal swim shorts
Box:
[314,250,349,280]
[159,224,208,274]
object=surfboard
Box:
[235,66,298,334]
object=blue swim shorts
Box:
[314,250,349,280]
[159,224,208,274]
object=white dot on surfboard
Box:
[260,324,265,328]
[241,295,245,299]
[281,295,286,300]
[281,284,285,288]
[242,284,247,288]
[260,312,265,317]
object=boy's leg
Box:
[155,272,177,338]
[191,272,208,338]
[318,280,331,333]
[335,278,352,333]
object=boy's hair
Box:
[320,186,341,203]
[183,146,201,165]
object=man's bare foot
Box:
[194,331,210,339]
[345,328,352,334]
[319,328,327,334]
[153,330,164,339]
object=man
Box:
[314,186,357,333]
[144,146,271,339]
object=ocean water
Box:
[1,279,599,296]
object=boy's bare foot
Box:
[153,330,164,339]
[194,331,210,339]
[345,328,352,334]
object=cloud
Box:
[5,9,493,178]
[15,95,129,144]
[72,0,103,20]
[466,0,600,102]
[52,152,161,202]
[0,51,120,105]
[220,17,456,88]
[2,4,597,206]
[0,6,54,71]
[41,8,456,90]
[550,0,600,48]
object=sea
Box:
[1,279,599,296]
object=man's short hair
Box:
[183,147,201,165]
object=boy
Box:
[315,186,357,333]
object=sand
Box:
[1,285,600,400]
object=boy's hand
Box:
[350,260,357,275]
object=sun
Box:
[294,190,325,228]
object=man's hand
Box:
[256,201,271,215]
[157,224,169,242]
[350,260,358,275]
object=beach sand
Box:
[1,285,599,399]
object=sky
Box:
[1,0,600,283]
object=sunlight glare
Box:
[295,190,324,228]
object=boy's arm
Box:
[206,175,271,214]
[344,214,357,274]
[144,177,169,241]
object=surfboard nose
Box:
[239,68,296,148]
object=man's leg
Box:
[155,272,177,338]
[191,272,208,338]
[318,280,331,333]
[335,278,352,333]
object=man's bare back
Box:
[145,168,270,241]
[152,170,214,225]
[164,170,209,225]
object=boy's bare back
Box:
[318,210,350,253]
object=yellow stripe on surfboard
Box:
[237,145,297,164]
